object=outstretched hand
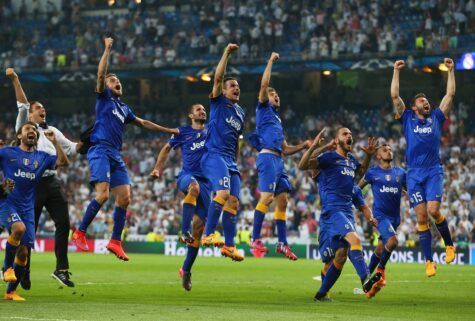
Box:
[5,68,17,80]
[361,136,378,155]
[394,60,405,70]
[150,168,163,179]
[444,58,454,71]
[104,37,114,50]
[225,43,239,55]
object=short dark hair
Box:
[334,127,350,138]
[106,73,118,79]
[268,87,277,94]
[15,121,39,146]
[411,93,426,107]
[28,100,42,113]
[223,77,238,88]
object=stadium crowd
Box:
[1,0,475,69]
[0,99,474,248]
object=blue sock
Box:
[182,194,197,234]
[79,199,102,232]
[204,198,224,236]
[349,247,369,283]
[6,263,25,293]
[111,207,126,241]
[435,218,454,246]
[418,227,433,262]
[275,219,288,245]
[3,238,19,270]
[368,253,380,274]
[321,269,326,283]
[252,209,266,240]
[317,263,341,296]
[378,246,392,269]
[222,210,237,246]
[182,246,199,272]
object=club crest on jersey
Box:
[427,118,432,123]
[23,158,30,166]
[34,160,39,169]
[395,176,400,182]
[385,175,391,181]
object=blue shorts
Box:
[375,214,400,243]
[177,173,212,223]
[0,202,35,248]
[256,153,291,195]
[201,152,240,198]
[318,228,348,263]
[87,145,130,188]
[318,210,355,262]
[407,166,443,207]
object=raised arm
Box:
[132,117,179,135]
[51,127,78,156]
[150,142,172,179]
[44,130,70,167]
[391,60,406,119]
[211,43,239,98]
[357,136,378,178]
[96,37,113,93]
[282,139,310,156]
[298,128,334,170]
[439,58,455,117]
[258,52,279,103]
[6,68,30,131]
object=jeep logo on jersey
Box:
[112,108,125,123]
[14,169,36,180]
[413,125,432,134]
[340,167,355,177]
[190,140,205,151]
[379,185,399,193]
[225,116,241,131]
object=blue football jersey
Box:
[315,151,361,213]
[364,166,406,218]
[169,125,207,178]
[90,87,136,151]
[205,94,245,159]
[251,100,284,152]
[400,108,445,168]
[352,185,366,209]
[0,146,57,213]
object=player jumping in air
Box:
[359,144,406,285]
[391,58,456,276]
[150,104,210,291]
[0,122,69,300]
[200,43,246,262]
[248,52,310,260]
[72,37,178,261]
[299,128,384,301]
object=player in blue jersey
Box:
[319,185,378,300]
[0,122,69,300]
[299,127,384,301]
[200,43,246,262]
[248,52,310,260]
[391,58,456,277]
[72,37,178,261]
[359,144,406,285]
[150,103,210,291]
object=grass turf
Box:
[0,252,474,321]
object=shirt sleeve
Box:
[125,106,137,124]
[364,168,374,184]
[398,109,410,124]
[96,87,112,100]
[168,130,183,150]
[40,152,58,171]
[210,94,225,108]
[257,100,271,109]
[317,152,332,169]
[51,127,78,156]
[401,169,407,189]
[15,101,30,132]
[433,108,447,125]
[352,186,366,208]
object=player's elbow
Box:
[298,162,308,171]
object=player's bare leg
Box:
[220,196,244,261]
[201,189,228,247]
[105,184,131,261]
[274,193,297,260]
[414,203,436,276]
[427,201,456,264]
[180,215,205,291]
[73,182,110,252]
[251,192,273,254]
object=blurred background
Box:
[0,0,474,251]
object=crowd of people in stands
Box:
[1,0,475,70]
[0,99,474,248]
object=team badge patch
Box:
[427,117,432,123]
[23,158,30,166]
[385,175,391,181]
[395,176,400,182]
[345,224,350,230]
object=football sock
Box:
[434,215,454,246]
[418,224,433,262]
[316,263,342,296]
[368,252,380,274]
[4,236,20,270]
[274,211,287,245]
[111,207,126,241]
[6,256,27,294]
[349,244,369,283]
[182,245,199,272]
[204,197,225,236]
[222,208,237,246]
[252,202,268,240]
[378,245,392,269]
[79,199,102,232]
[182,194,197,234]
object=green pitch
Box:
[1,253,474,321]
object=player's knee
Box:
[334,250,348,267]
[275,195,288,211]
[227,196,239,210]
[375,242,383,257]
[96,190,110,204]
[427,206,440,219]
[188,183,200,197]
[387,236,398,251]
[346,232,361,247]
[259,193,274,206]
[11,222,26,238]
[117,195,131,208]
[215,190,230,202]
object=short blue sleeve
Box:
[317,152,333,169]
[210,94,226,108]
[398,109,411,124]
[364,168,374,184]
[352,185,366,208]
[125,106,136,124]
[257,100,271,109]
[168,128,184,150]
[433,108,447,125]
[96,87,112,100]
